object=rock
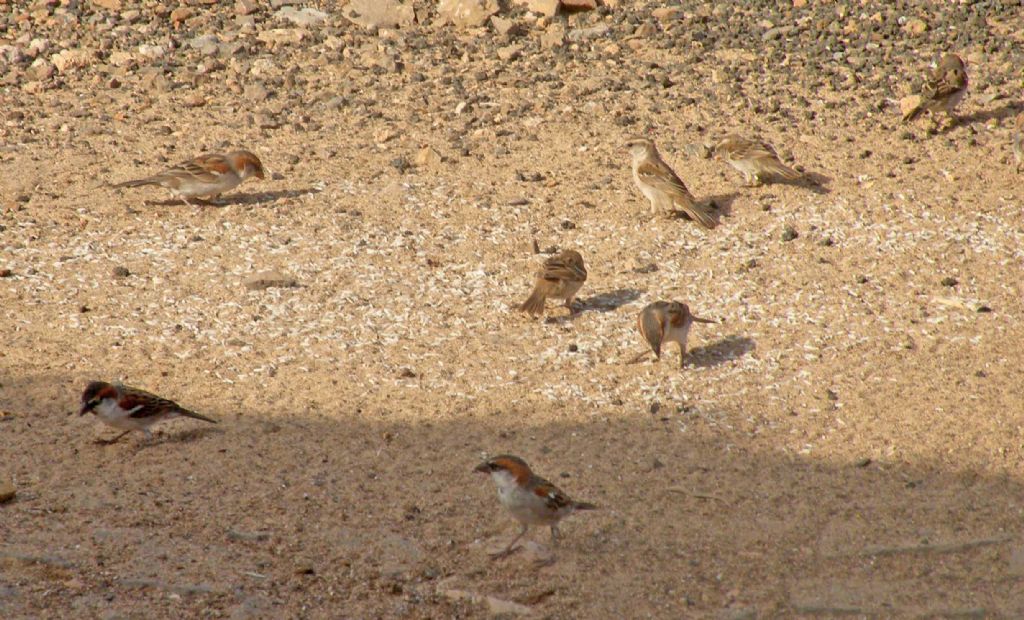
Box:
[903,17,927,36]
[27,58,54,81]
[275,6,329,27]
[541,24,565,48]
[235,0,258,15]
[496,44,522,61]
[438,0,499,29]
[514,0,560,16]
[561,0,596,12]
[257,29,305,46]
[183,93,206,107]
[50,49,94,73]
[0,476,14,503]
[413,146,442,168]
[91,0,121,9]
[651,7,684,21]
[169,7,193,23]
[899,95,922,118]
[440,588,533,616]
[112,266,130,278]
[568,24,609,41]
[244,270,299,291]
[781,225,799,242]
[342,0,415,30]
[189,35,220,56]
[490,16,521,36]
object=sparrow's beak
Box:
[473,462,490,474]
[78,402,94,416]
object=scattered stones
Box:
[514,0,560,16]
[438,0,500,29]
[50,49,94,74]
[342,0,416,30]
[275,6,329,27]
[244,270,299,291]
[91,0,122,9]
[440,587,533,616]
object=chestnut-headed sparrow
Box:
[903,54,968,127]
[624,137,718,229]
[519,249,587,316]
[714,134,802,187]
[79,381,217,443]
[1013,111,1024,173]
[636,301,717,368]
[112,149,265,205]
[474,455,596,559]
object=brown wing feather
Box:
[636,162,718,229]
[119,386,217,423]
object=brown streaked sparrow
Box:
[79,381,217,443]
[636,301,717,368]
[624,136,718,229]
[714,134,803,187]
[902,54,968,127]
[1013,111,1024,173]
[519,249,587,316]
[474,455,596,559]
[112,149,265,205]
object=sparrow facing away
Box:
[1013,111,1024,173]
[903,54,968,125]
[714,134,803,187]
[624,136,718,229]
[474,455,596,559]
[519,249,588,316]
[638,301,717,368]
[112,149,265,206]
[79,381,217,443]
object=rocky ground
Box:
[2,0,1024,618]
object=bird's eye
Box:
[89,399,100,407]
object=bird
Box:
[78,381,217,443]
[1013,111,1024,173]
[624,136,718,229]
[112,149,265,205]
[474,454,596,559]
[635,301,717,368]
[902,54,968,127]
[519,249,587,316]
[714,134,803,187]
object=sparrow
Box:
[624,136,718,229]
[474,455,596,559]
[519,249,587,316]
[714,134,802,187]
[79,381,217,443]
[902,54,968,127]
[112,149,265,205]
[636,301,717,368]
[1013,111,1024,173]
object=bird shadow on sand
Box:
[122,426,225,450]
[704,193,739,218]
[139,187,321,208]
[768,171,832,195]
[954,103,1020,129]
[580,289,644,313]
[687,335,756,368]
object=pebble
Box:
[0,476,14,503]
[244,270,299,291]
[111,266,130,278]
[781,225,799,242]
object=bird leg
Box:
[490,524,528,560]
[678,345,687,369]
[550,525,561,546]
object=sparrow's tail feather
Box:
[691,315,717,324]
[178,408,218,424]
[902,106,923,122]
[573,501,598,511]
[519,289,547,316]
[112,177,160,189]
[680,202,719,230]
[764,160,802,180]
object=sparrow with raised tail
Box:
[1013,111,1024,173]
[79,381,217,443]
[112,149,265,205]
[625,137,718,229]
[903,54,968,127]
[474,455,596,559]
[519,249,587,316]
[635,301,717,368]
[714,134,802,187]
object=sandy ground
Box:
[3,1,1024,618]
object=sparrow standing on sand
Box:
[475,455,596,559]
[79,381,217,443]
[112,149,266,205]
[902,54,968,127]
[625,137,718,229]
[1013,111,1024,173]
[714,134,803,187]
[519,249,587,316]
[636,301,717,368]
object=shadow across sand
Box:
[140,187,321,208]
[955,102,1020,129]
[580,289,643,313]
[705,192,738,217]
[687,334,756,368]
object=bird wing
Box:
[531,477,575,512]
[638,304,667,357]
[922,65,967,102]
[542,255,587,284]
[116,385,183,419]
[635,160,696,205]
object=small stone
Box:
[651,7,683,21]
[413,146,442,168]
[633,263,658,274]
[941,276,958,287]
[781,225,798,241]
[0,476,14,503]
[902,17,927,36]
[169,7,193,23]
[438,0,499,28]
[235,0,258,15]
[567,344,578,353]
[91,0,122,9]
[184,93,206,107]
[50,49,94,73]
[514,0,559,16]
[112,266,130,278]
[490,15,520,36]
[561,0,596,11]
[900,95,922,118]
[244,270,299,291]
[0,269,12,278]
[560,220,575,230]
[275,6,329,27]
[496,44,522,61]
[343,0,416,30]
